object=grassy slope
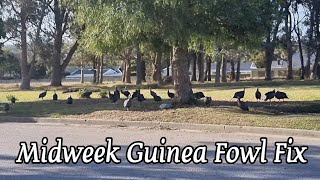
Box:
[0,80,319,130]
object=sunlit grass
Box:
[0,80,319,130]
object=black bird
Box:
[121,87,130,98]
[137,93,146,103]
[194,92,205,99]
[3,103,10,112]
[53,91,58,101]
[153,95,162,102]
[265,89,276,102]
[204,97,212,106]
[167,90,175,99]
[82,91,93,98]
[123,95,133,111]
[67,96,73,104]
[132,89,140,99]
[39,90,47,99]
[237,98,249,111]
[109,91,119,103]
[114,87,120,99]
[275,91,289,101]
[149,88,158,98]
[233,88,245,100]
[255,88,262,102]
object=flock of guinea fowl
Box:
[34,87,289,112]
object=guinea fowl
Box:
[123,95,133,111]
[114,87,121,99]
[149,88,158,98]
[53,91,58,101]
[132,89,139,99]
[233,88,245,100]
[153,95,162,102]
[255,88,262,101]
[109,91,119,103]
[121,87,130,98]
[3,103,10,112]
[39,90,47,99]
[67,96,73,104]
[83,91,93,98]
[237,98,249,111]
[193,92,205,99]
[204,97,212,106]
[265,89,276,102]
[137,93,146,103]
[167,90,175,99]
[275,91,289,101]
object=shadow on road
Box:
[0,142,319,179]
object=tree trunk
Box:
[221,54,227,82]
[264,6,284,81]
[265,34,274,81]
[313,47,320,79]
[152,51,162,84]
[215,59,222,84]
[172,47,193,105]
[205,56,212,81]
[50,0,79,86]
[190,52,197,81]
[92,58,97,84]
[80,62,84,84]
[122,61,126,83]
[166,53,170,77]
[230,60,236,81]
[197,44,205,83]
[285,4,293,80]
[125,59,131,83]
[141,59,146,82]
[136,46,143,85]
[236,59,241,82]
[313,8,320,79]
[99,56,104,84]
[297,30,305,80]
[19,5,31,90]
[306,3,315,79]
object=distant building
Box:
[65,66,122,79]
[162,53,317,79]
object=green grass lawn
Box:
[0,80,320,130]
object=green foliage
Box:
[78,89,86,98]
[0,50,20,78]
[249,51,265,68]
[99,91,108,99]
[6,94,18,104]
[6,94,18,103]
[77,0,271,55]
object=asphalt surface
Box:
[0,123,319,180]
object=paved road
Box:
[0,123,319,180]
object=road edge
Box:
[0,116,319,138]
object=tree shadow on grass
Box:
[0,98,320,120]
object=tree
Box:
[49,0,80,86]
[264,1,286,81]
[305,0,315,79]
[0,50,20,78]
[78,0,271,104]
[3,0,50,89]
[0,0,5,53]
[284,0,294,80]
[312,0,320,79]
